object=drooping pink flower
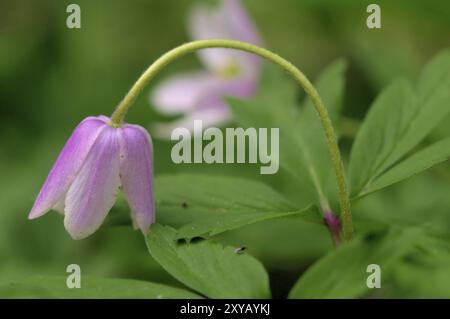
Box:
[28,116,155,240]
[151,0,262,137]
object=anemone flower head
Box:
[151,0,262,138]
[28,116,155,240]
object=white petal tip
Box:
[68,233,86,240]
[28,208,47,220]
[64,227,91,240]
[64,217,98,240]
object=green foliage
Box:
[0,276,201,299]
[289,228,450,298]
[288,228,418,298]
[385,243,450,298]
[146,224,271,298]
[366,137,450,196]
[349,50,450,198]
[155,174,320,239]
[230,60,347,206]
[1,0,450,299]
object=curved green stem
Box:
[110,39,353,241]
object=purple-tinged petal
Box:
[188,5,232,72]
[96,115,111,123]
[28,116,107,219]
[153,76,257,139]
[152,71,257,117]
[223,0,262,45]
[151,71,218,115]
[154,98,231,139]
[119,125,155,234]
[64,126,121,240]
[188,0,262,76]
[53,198,65,215]
[214,76,258,98]
[223,0,262,79]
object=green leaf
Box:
[288,228,421,298]
[385,237,450,298]
[363,137,450,196]
[349,50,450,197]
[353,172,450,240]
[0,276,202,299]
[230,60,346,205]
[387,256,450,298]
[146,224,271,299]
[284,60,346,201]
[155,174,320,239]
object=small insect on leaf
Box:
[234,246,247,254]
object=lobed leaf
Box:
[146,224,271,299]
[363,137,450,196]
[349,50,450,197]
[230,60,347,206]
[155,174,320,239]
[288,228,421,298]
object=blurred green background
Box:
[0,0,449,298]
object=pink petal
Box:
[188,5,233,72]
[96,115,111,123]
[151,71,218,115]
[153,76,257,139]
[154,99,231,139]
[224,0,262,45]
[223,0,262,78]
[119,125,155,234]
[28,116,107,219]
[214,76,258,98]
[152,71,257,117]
[64,126,121,239]
[188,0,262,76]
